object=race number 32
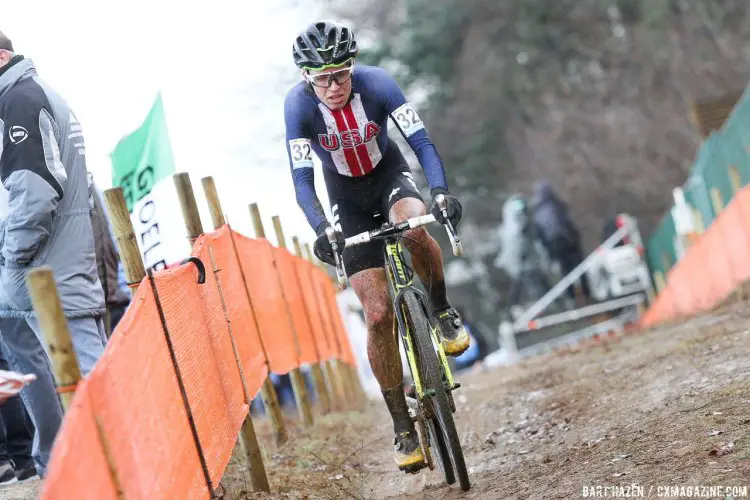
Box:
[289,138,314,169]
[392,102,425,138]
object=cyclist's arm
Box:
[284,91,329,234]
[378,69,449,192]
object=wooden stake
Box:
[301,243,316,268]
[271,216,287,250]
[291,237,304,261]
[103,187,146,290]
[249,203,265,239]
[201,176,226,228]
[291,236,331,415]
[267,215,314,427]
[25,267,81,410]
[99,188,150,497]
[173,173,205,241]
[174,173,204,245]
[201,177,270,492]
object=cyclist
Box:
[284,20,468,470]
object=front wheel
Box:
[427,415,455,484]
[403,292,470,491]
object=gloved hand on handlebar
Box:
[313,223,345,267]
[430,188,463,229]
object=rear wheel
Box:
[403,292,470,491]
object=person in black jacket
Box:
[0,346,36,484]
[530,180,590,301]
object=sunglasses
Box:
[305,63,354,88]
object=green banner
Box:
[110,92,176,211]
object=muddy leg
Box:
[350,269,412,433]
[389,198,450,312]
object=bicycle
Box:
[326,195,471,491]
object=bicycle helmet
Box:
[292,20,358,71]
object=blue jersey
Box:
[284,64,448,232]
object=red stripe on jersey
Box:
[342,103,374,174]
[331,108,364,176]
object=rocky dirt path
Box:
[224,304,750,499]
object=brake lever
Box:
[435,194,463,257]
[325,226,348,289]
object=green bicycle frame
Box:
[384,239,455,399]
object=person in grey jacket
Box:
[0,31,107,476]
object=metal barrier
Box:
[491,214,653,362]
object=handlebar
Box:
[327,194,463,289]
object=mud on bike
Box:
[326,195,471,491]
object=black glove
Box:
[313,223,345,267]
[430,188,463,229]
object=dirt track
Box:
[3,304,748,499]
[224,303,750,499]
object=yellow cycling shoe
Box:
[434,308,471,356]
[393,431,426,471]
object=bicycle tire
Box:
[427,414,455,484]
[403,292,470,491]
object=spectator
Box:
[88,173,131,336]
[0,31,107,477]
[494,194,553,308]
[530,179,590,302]
[0,347,36,484]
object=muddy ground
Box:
[222,304,750,499]
[2,303,748,499]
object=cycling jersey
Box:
[284,64,449,232]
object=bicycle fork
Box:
[386,240,457,400]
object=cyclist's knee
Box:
[403,226,433,251]
[389,197,427,223]
[351,269,392,331]
[362,293,392,332]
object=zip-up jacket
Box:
[0,56,105,318]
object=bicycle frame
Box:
[383,237,455,400]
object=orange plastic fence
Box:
[316,268,357,365]
[641,184,750,327]
[205,228,269,393]
[273,248,319,365]
[69,279,209,499]
[297,260,337,362]
[40,379,119,500]
[41,225,356,499]
[232,234,303,374]
[152,263,247,486]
